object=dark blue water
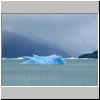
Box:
[1,59,98,86]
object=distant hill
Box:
[79,51,98,58]
[2,31,71,58]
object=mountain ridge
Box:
[79,50,98,58]
[2,31,71,58]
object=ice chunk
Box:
[22,54,65,64]
[23,56,34,61]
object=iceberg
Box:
[22,54,65,64]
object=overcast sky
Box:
[2,14,98,55]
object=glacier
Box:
[22,54,65,64]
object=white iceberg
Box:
[22,54,65,64]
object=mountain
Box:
[2,31,71,58]
[79,51,98,58]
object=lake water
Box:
[1,59,98,86]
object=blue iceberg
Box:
[22,54,65,64]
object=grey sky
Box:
[2,14,98,55]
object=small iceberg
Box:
[2,58,7,60]
[22,54,65,64]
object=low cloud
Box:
[2,14,98,55]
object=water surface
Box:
[1,59,98,86]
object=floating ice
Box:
[22,54,65,64]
